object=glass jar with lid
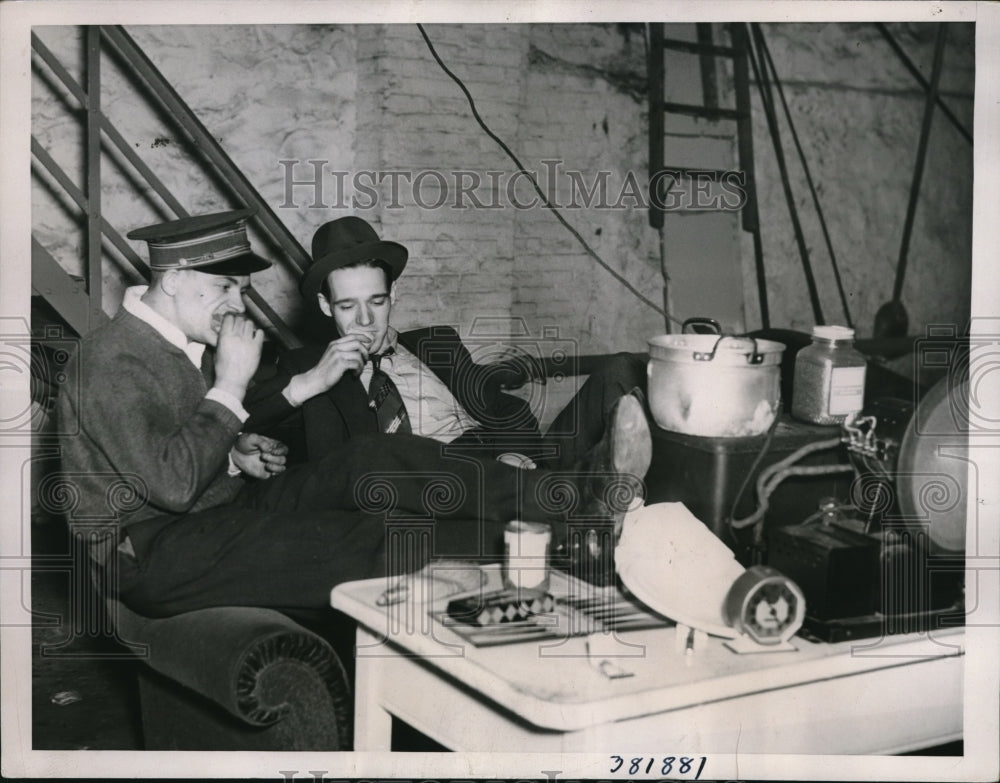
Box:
[791,325,867,425]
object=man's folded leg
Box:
[120,417,656,618]
[118,434,554,617]
[236,432,553,525]
[118,501,509,619]
[538,352,647,470]
[238,417,651,556]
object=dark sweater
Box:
[57,309,245,563]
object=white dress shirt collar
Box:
[382,326,399,354]
[121,285,206,369]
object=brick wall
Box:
[514,24,665,354]
[350,23,666,355]
[358,24,523,339]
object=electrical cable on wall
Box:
[416,23,677,325]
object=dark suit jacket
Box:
[246,326,542,464]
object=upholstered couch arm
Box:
[110,600,352,750]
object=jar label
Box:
[829,366,866,415]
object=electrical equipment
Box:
[645,377,967,645]
[646,415,852,563]
[767,381,966,643]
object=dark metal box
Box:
[644,415,852,563]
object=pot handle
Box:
[693,335,765,365]
[682,317,722,335]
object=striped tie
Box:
[368,350,412,435]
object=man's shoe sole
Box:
[610,393,652,479]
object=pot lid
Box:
[648,334,786,367]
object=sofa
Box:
[108,597,353,750]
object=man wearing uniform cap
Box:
[58,209,652,617]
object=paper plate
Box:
[615,502,744,638]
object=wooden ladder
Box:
[647,23,768,329]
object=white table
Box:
[331,568,964,754]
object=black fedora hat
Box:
[301,217,408,300]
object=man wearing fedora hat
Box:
[247,215,648,474]
[246,216,543,463]
[58,209,651,617]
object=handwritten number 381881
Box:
[608,755,707,778]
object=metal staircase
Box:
[30,26,306,347]
[30,27,319,657]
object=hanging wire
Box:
[416,23,678,325]
[754,25,854,328]
[746,23,826,326]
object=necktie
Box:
[368,349,412,435]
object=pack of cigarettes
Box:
[446,590,555,626]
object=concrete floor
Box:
[31,517,142,750]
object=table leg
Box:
[352,625,394,751]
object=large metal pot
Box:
[647,322,786,438]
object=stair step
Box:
[32,237,94,336]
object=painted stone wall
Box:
[512,23,665,353]
[31,21,974,356]
[738,22,974,337]
[353,24,523,342]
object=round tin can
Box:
[503,520,552,593]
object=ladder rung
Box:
[663,102,743,121]
[668,206,745,214]
[659,166,735,180]
[660,37,738,58]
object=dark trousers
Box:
[537,352,647,469]
[447,352,646,468]
[117,433,566,617]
